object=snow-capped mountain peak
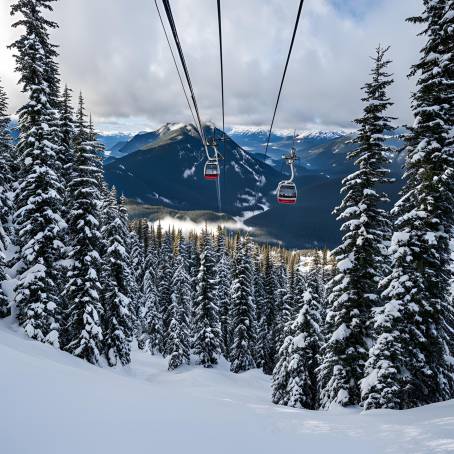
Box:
[227,126,293,137]
[295,130,350,140]
[227,126,350,140]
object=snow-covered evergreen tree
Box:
[439,0,454,365]
[187,231,201,300]
[88,115,105,194]
[261,246,279,375]
[292,260,306,315]
[186,232,200,338]
[449,241,454,355]
[140,233,163,354]
[0,80,13,318]
[140,219,150,254]
[319,45,395,408]
[362,4,454,409]
[252,246,266,368]
[276,259,296,350]
[192,228,221,367]
[62,94,104,364]
[0,250,9,319]
[142,266,162,355]
[0,81,13,243]
[157,230,174,355]
[229,236,256,373]
[317,250,331,324]
[167,238,192,370]
[155,221,163,251]
[272,257,323,408]
[11,0,63,175]
[130,231,145,347]
[120,196,136,307]
[272,269,323,409]
[10,0,66,346]
[11,0,61,101]
[311,250,325,307]
[59,85,76,196]
[215,227,232,358]
[54,84,76,324]
[130,232,144,284]
[101,191,133,366]
[0,81,13,238]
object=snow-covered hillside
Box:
[1,319,453,454]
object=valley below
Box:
[102,123,404,248]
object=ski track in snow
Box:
[1,319,453,454]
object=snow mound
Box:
[1,319,453,454]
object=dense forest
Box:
[0,0,453,414]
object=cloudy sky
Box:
[0,0,423,133]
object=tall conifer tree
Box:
[319,45,395,408]
[62,94,104,364]
[193,228,221,367]
[0,81,13,243]
[0,81,13,319]
[101,192,133,366]
[11,0,66,346]
[158,230,174,354]
[0,253,9,319]
[167,238,192,370]
[272,263,323,409]
[0,82,12,317]
[252,246,266,367]
[276,259,297,350]
[141,240,163,354]
[439,0,454,362]
[130,231,145,347]
[229,237,256,373]
[362,3,454,409]
[59,85,76,196]
[261,246,279,375]
[215,227,232,358]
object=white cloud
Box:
[151,216,252,236]
[0,0,423,132]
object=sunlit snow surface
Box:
[1,319,454,454]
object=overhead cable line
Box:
[160,0,222,213]
[161,0,210,159]
[154,0,198,132]
[215,0,224,213]
[217,0,226,178]
[252,0,305,213]
[263,0,305,159]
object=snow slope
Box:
[1,319,454,454]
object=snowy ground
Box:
[1,319,454,454]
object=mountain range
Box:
[104,123,277,216]
[101,123,405,249]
